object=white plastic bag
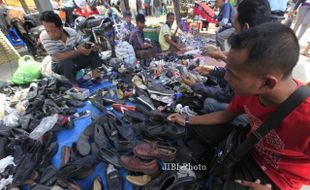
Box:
[2,110,20,128]
[115,41,136,65]
[29,114,58,140]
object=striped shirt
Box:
[40,27,83,56]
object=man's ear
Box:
[260,75,278,91]
[242,23,250,31]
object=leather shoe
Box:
[120,155,158,175]
[133,140,176,162]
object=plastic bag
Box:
[12,55,42,85]
[40,55,53,77]
[2,111,20,128]
[115,41,136,65]
[29,114,58,140]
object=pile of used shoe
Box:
[0,51,212,189]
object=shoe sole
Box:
[120,160,158,175]
[126,176,151,186]
[137,96,156,110]
[147,89,174,96]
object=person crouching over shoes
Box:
[129,14,158,60]
[40,11,103,88]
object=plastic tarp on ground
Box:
[193,2,217,23]
[50,81,133,190]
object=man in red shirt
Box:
[169,22,310,190]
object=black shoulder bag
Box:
[209,86,310,177]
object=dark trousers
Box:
[52,51,102,84]
[136,48,156,60]
[188,125,279,190]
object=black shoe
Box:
[112,118,135,141]
[57,155,99,179]
[0,137,8,159]
[147,82,174,96]
[123,110,149,123]
[26,95,45,114]
[42,99,62,115]
[106,164,122,190]
[143,167,196,190]
[90,96,107,112]
[13,140,44,185]
[136,94,156,110]
[145,123,186,140]
[39,165,57,186]
[97,147,121,168]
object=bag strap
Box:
[225,86,310,167]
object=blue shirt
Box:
[217,3,236,27]
[268,0,288,11]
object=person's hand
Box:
[144,42,153,48]
[167,113,185,126]
[235,179,273,190]
[181,75,196,86]
[288,10,297,17]
[194,66,214,75]
[208,50,227,61]
[77,45,92,56]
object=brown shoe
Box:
[126,175,151,186]
[120,155,159,175]
[133,140,177,162]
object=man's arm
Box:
[168,110,236,126]
[189,110,236,125]
[52,46,92,61]
[208,50,228,61]
[52,50,79,61]
[164,35,182,50]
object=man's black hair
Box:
[166,12,174,19]
[40,11,63,28]
[123,11,132,18]
[237,0,271,28]
[230,22,299,78]
[136,13,146,23]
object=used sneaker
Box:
[150,94,173,104]
[137,95,156,110]
[147,82,174,96]
[132,75,147,90]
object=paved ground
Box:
[0,15,309,82]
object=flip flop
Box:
[76,133,91,156]
[94,124,110,149]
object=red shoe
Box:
[112,104,136,113]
